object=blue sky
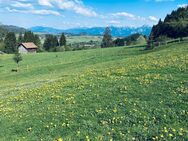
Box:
[0,0,187,29]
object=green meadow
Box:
[67,36,102,44]
[0,42,187,140]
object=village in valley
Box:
[0,0,188,141]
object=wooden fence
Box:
[149,37,188,48]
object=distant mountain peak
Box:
[29,26,152,37]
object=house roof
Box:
[20,42,38,49]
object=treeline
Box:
[1,31,41,53]
[43,33,69,52]
[101,27,147,48]
[149,6,188,42]
[68,40,101,51]
[0,31,69,53]
[0,27,148,53]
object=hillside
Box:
[0,26,8,38]
[114,33,147,47]
[29,26,151,36]
[0,25,26,34]
[0,43,188,140]
[150,6,188,40]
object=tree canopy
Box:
[150,6,188,41]
[59,33,66,46]
[4,32,17,53]
[43,34,59,51]
[101,27,113,48]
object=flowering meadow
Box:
[0,43,187,140]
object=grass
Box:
[0,42,187,141]
[66,35,102,44]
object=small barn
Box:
[18,42,38,54]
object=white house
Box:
[18,42,38,54]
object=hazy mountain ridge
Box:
[29,26,152,36]
[0,25,26,33]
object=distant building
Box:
[83,44,95,47]
[0,51,5,55]
[18,42,38,54]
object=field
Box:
[0,42,188,140]
[66,36,102,44]
[37,34,103,44]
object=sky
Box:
[0,0,187,29]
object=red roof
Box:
[20,42,38,49]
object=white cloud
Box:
[177,4,188,8]
[6,7,61,16]
[148,16,159,22]
[110,11,159,26]
[0,0,28,3]
[11,2,34,9]
[38,0,97,17]
[38,0,53,7]
[109,20,120,24]
[112,12,135,19]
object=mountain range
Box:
[0,23,152,37]
[29,26,152,37]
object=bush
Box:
[54,46,65,52]
[64,46,72,51]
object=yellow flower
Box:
[179,132,183,136]
[113,107,117,113]
[57,138,63,141]
[168,134,173,137]
[77,130,80,135]
[86,135,90,141]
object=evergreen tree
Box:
[4,32,17,53]
[150,6,188,41]
[24,31,35,42]
[43,34,59,51]
[101,27,113,48]
[18,33,23,44]
[53,36,59,47]
[59,33,66,46]
[23,31,41,51]
[34,34,41,48]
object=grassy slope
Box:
[67,36,102,44]
[0,43,187,141]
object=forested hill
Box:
[0,25,26,37]
[150,6,188,40]
[0,26,8,38]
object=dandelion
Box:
[86,135,90,141]
[113,107,117,113]
[77,130,80,135]
[57,138,63,141]
[168,134,173,137]
[179,132,183,136]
